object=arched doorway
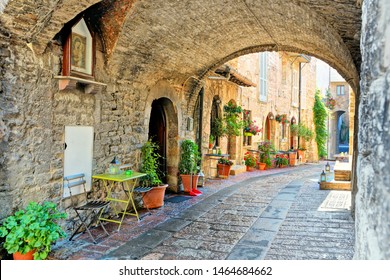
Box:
[149,99,167,183]
[265,116,271,141]
[148,97,179,189]
[337,112,349,153]
[210,96,222,147]
[290,116,297,149]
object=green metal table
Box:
[92,171,147,231]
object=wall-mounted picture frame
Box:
[62,17,95,79]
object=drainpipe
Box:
[198,87,204,165]
[298,62,302,149]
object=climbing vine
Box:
[313,89,328,159]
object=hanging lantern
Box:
[320,170,327,182]
[325,162,331,172]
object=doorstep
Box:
[230,164,247,175]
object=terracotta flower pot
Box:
[217,164,231,178]
[180,174,199,193]
[142,184,168,209]
[289,153,297,166]
[13,250,35,260]
[258,162,266,170]
[246,166,255,172]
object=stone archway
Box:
[145,82,181,192]
[147,97,179,191]
[328,110,346,158]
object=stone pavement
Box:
[50,162,355,260]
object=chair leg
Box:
[97,208,110,236]
[71,209,98,244]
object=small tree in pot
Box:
[139,139,168,208]
[178,139,201,196]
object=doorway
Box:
[148,100,167,183]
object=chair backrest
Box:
[64,173,88,205]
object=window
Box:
[259,52,268,102]
[336,85,345,96]
[281,123,286,140]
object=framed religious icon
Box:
[62,17,95,79]
[71,32,87,71]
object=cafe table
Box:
[92,171,147,231]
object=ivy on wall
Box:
[313,89,328,159]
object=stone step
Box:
[319,180,351,191]
[334,171,351,181]
[334,161,352,181]
[229,164,247,176]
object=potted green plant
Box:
[139,139,168,209]
[275,154,289,168]
[290,123,314,141]
[178,139,201,195]
[244,152,257,171]
[258,140,276,169]
[0,201,67,260]
[217,157,233,178]
[209,134,215,149]
[223,101,244,137]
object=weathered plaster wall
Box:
[355,0,390,259]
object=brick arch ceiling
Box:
[1,0,361,91]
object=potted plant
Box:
[244,152,257,171]
[217,157,233,178]
[0,201,67,260]
[244,120,262,136]
[139,139,168,209]
[275,114,289,124]
[209,135,215,149]
[178,139,201,196]
[275,154,289,168]
[258,141,275,169]
[223,101,244,137]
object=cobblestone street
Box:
[50,162,354,260]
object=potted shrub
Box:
[275,154,289,168]
[0,201,67,260]
[217,157,233,178]
[178,139,201,196]
[244,152,257,171]
[139,139,168,209]
[258,141,275,169]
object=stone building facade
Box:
[0,0,388,259]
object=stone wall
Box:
[355,0,390,259]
